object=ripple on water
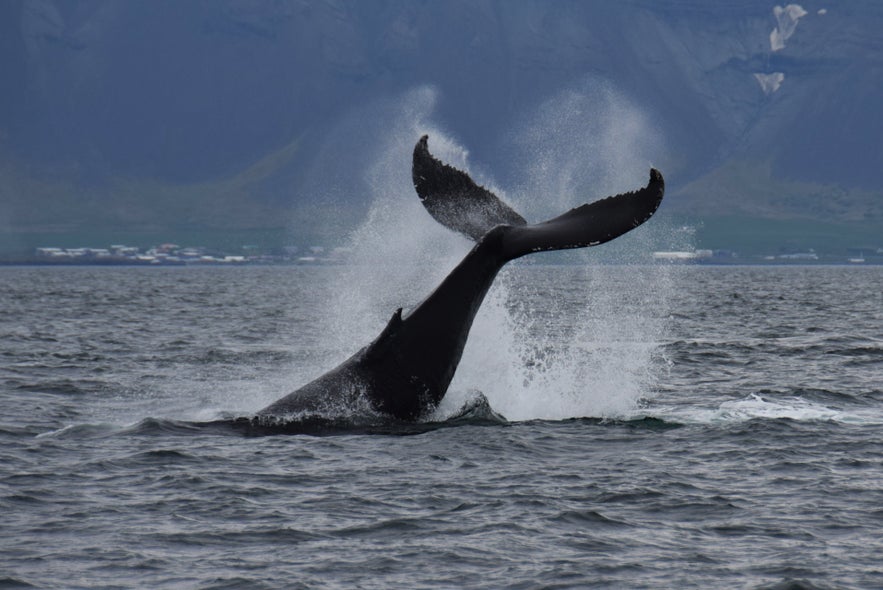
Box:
[2,266,883,589]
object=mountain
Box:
[1,0,881,256]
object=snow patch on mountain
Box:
[754,4,809,94]
[754,72,785,95]
[770,4,808,51]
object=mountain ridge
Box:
[1,0,880,254]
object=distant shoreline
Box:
[1,258,880,268]
[0,258,332,267]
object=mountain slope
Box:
[1,0,880,253]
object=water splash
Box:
[449,80,673,420]
[451,264,673,422]
[507,79,664,220]
[304,81,675,422]
[312,87,474,355]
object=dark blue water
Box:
[2,265,882,589]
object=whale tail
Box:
[412,135,664,260]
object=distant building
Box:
[778,252,818,260]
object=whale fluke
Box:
[500,168,664,260]
[412,135,527,240]
[414,135,664,260]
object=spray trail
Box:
[449,79,677,421]
[310,87,475,365]
[300,81,678,422]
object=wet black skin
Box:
[256,226,510,420]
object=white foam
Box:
[649,393,883,426]
[713,393,842,422]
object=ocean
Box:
[1,264,881,589]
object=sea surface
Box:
[1,264,882,589]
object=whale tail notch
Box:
[413,135,664,260]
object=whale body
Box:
[257,136,664,421]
